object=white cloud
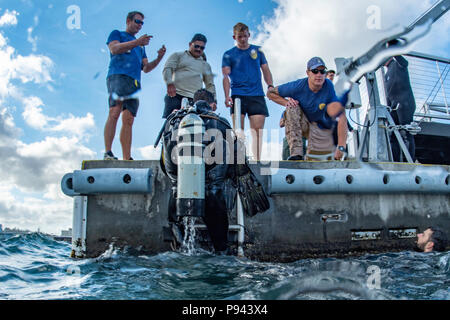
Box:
[139,144,161,160]
[143,129,284,163]
[0,9,19,27]
[260,140,283,162]
[0,107,21,142]
[50,113,95,138]
[0,13,94,141]
[0,31,53,101]
[27,27,38,52]
[0,31,94,138]
[17,135,92,160]
[0,186,74,234]
[253,0,449,84]
[21,96,95,138]
[0,28,94,141]
[0,31,6,47]
[0,12,96,234]
[3,134,96,193]
[27,15,39,52]
[0,109,96,234]
[0,34,15,97]
[241,128,283,161]
[10,54,53,84]
[21,96,46,129]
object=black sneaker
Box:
[128,157,134,161]
[287,155,303,161]
[103,151,118,160]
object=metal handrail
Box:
[414,113,450,121]
[406,51,450,64]
[401,52,450,119]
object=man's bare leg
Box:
[230,113,246,130]
[104,104,122,153]
[249,114,265,161]
[120,109,135,160]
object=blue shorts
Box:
[107,74,140,117]
[230,95,269,117]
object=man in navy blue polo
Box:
[104,11,166,160]
[222,22,274,161]
[268,57,348,161]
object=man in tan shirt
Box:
[162,33,216,118]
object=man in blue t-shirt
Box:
[104,11,166,160]
[267,57,348,161]
[222,22,274,161]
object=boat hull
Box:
[74,160,449,262]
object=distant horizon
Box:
[0,223,71,235]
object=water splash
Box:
[180,216,198,255]
[95,243,119,262]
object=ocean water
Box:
[0,232,449,300]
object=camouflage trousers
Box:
[284,105,334,158]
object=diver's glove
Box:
[235,164,270,217]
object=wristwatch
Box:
[338,146,346,152]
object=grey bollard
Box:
[69,168,152,195]
[269,167,450,194]
[61,173,80,197]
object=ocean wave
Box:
[0,233,448,300]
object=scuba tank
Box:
[176,111,205,218]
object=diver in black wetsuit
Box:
[158,89,269,254]
[384,40,416,162]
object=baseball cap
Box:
[307,57,326,70]
[191,33,207,43]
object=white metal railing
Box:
[405,51,450,121]
[346,50,449,162]
[355,51,450,128]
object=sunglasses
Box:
[310,69,327,75]
[134,19,144,25]
[194,44,205,50]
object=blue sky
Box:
[0,0,448,234]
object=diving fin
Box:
[235,164,270,217]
